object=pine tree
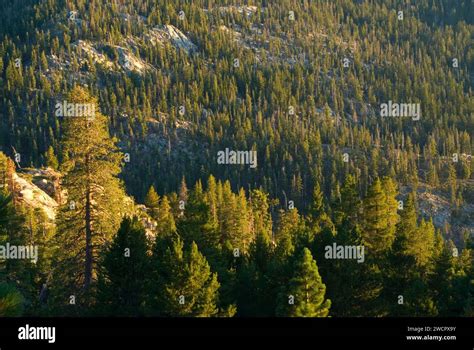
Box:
[155,196,176,236]
[179,176,188,204]
[235,188,253,251]
[144,185,160,220]
[249,189,272,241]
[205,175,218,226]
[277,248,331,317]
[97,217,149,315]
[318,220,370,316]
[150,237,220,317]
[54,86,129,304]
[361,178,399,254]
[0,189,22,238]
[275,208,301,244]
[220,185,252,253]
[309,181,324,220]
[144,185,159,209]
[382,177,399,231]
[333,174,360,228]
[430,240,457,315]
[447,163,457,205]
[237,232,274,316]
[219,181,239,247]
[383,195,437,316]
[178,182,218,254]
[45,146,59,170]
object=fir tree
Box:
[45,146,59,170]
[97,217,149,315]
[155,196,176,236]
[333,174,360,228]
[309,181,324,221]
[144,185,160,220]
[277,248,331,317]
[361,178,399,254]
[178,182,219,254]
[249,189,272,241]
[144,185,160,209]
[150,237,220,317]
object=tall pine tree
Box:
[54,86,129,306]
[277,248,331,317]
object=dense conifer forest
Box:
[0,0,472,317]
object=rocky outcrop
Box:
[147,25,197,53]
[12,172,58,222]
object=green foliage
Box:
[53,86,130,305]
[144,185,160,219]
[155,195,176,236]
[362,178,399,254]
[0,0,471,318]
[0,282,24,316]
[97,217,149,316]
[149,237,221,317]
[277,248,331,317]
[45,146,59,170]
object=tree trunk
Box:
[84,154,92,291]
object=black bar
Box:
[0,317,472,348]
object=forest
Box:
[0,0,472,317]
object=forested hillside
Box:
[0,0,473,317]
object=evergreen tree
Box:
[97,217,149,315]
[144,185,160,220]
[144,185,160,208]
[236,232,274,316]
[383,202,437,316]
[309,181,324,221]
[54,86,129,305]
[155,196,176,236]
[277,248,331,317]
[45,146,59,170]
[249,189,272,241]
[320,224,376,316]
[362,178,399,254]
[150,237,220,317]
[179,176,188,204]
[275,208,301,244]
[333,174,360,228]
[178,182,218,254]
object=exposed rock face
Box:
[218,5,258,17]
[162,25,197,52]
[116,46,150,73]
[148,25,197,53]
[22,168,63,204]
[134,204,158,240]
[400,184,474,246]
[418,190,474,244]
[74,40,114,69]
[12,172,58,221]
[72,40,152,74]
